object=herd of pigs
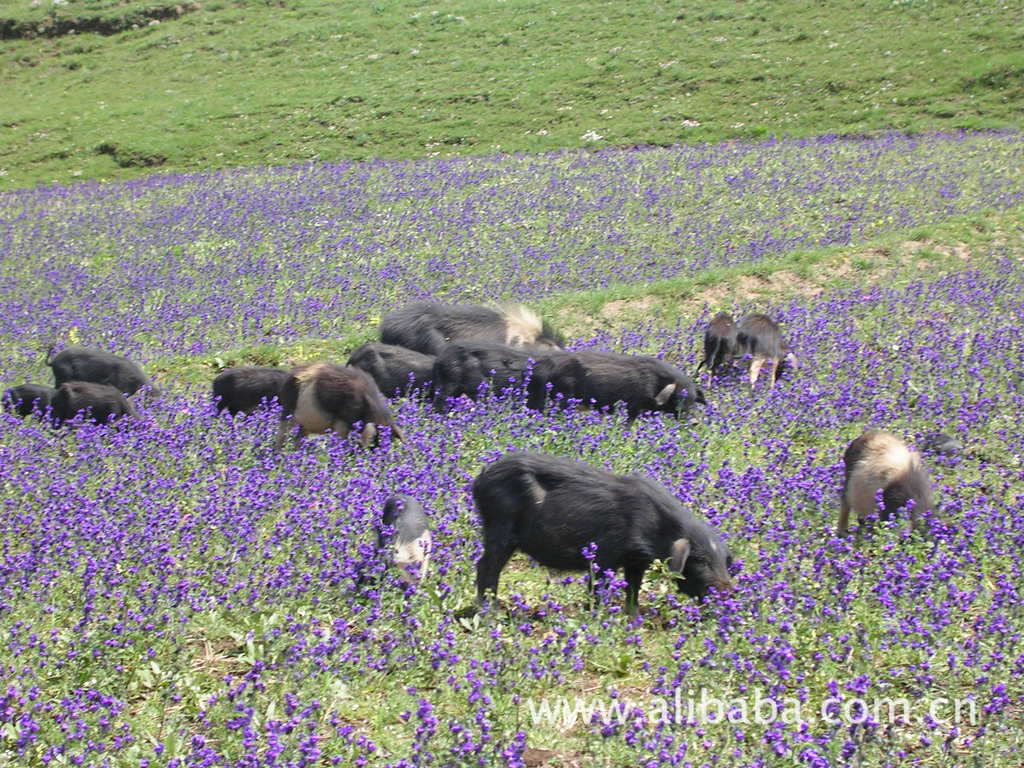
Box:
[2,301,957,615]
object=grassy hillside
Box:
[3,1,1024,764]
[1,0,1022,188]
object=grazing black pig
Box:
[526,350,705,421]
[275,363,402,450]
[51,382,137,425]
[837,429,934,536]
[48,345,155,396]
[346,343,435,396]
[378,494,432,584]
[735,314,796,387]
[431,341,542,413]
[2,384,57,417]
[472,452,733,614]
[380,302,564,356]
[695,312,738,379]
[212,366,290,416]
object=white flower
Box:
[681,119,701,128]
[581,130,603,141]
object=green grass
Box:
[1,0,1022,189]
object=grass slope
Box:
[1,0,1022,188]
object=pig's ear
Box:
[669,538,691,575]
[655,383,676,406]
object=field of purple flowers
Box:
[0,131,1022,382]
[2,134,1024,766]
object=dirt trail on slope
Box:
[558,232,1010,340]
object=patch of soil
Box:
[0,2,201,40]
[900,240,972,263]
[522,748,582,767]
[734,269,824,300]
[600,295,657,320]
[562,237,984,339]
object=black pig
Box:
[381,302,564,356]
[3,384,57,417]
[346,343,435,397]
[472,452,733,614]
[276,363,402,450]
[695,312,738,379]
[431,341,543,413]
[51,381,137,425]
[48,346,156,396]
[527,350,705,421]
[212,366,290,416]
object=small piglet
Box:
[378,494,432,584]
[51,381,137,425]
[695,312,738,379]
[212,366,290,416]
[838,429,934,536]
[3,384,57,417]
[735,314,796,387]
[921,431,963,457]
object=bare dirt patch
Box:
[734,269,824,300]
[558,235,993,340]
[901,240,973,263]
[523,747,583,767]
[0,2,201,40]
[600,295,658,321]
